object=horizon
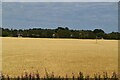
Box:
[2,2,118,33]
[2,27,119,34]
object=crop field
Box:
[2,37,118,78]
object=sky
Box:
[2,0,119,2]
[2,2,118,33]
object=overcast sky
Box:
[2,0,119,2]
[2,2,118,33]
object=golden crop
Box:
[2,37,118,77]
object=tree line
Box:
[1,27,120,40]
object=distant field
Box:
[2,37,118,77]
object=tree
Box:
[2,27,120,40]
[93,29,105,39]
[93,29,104,34]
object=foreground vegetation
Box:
[1,71,119,80]
[1,27,120,39]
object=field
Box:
[2,37,118,78]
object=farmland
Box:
[2,37,118,78]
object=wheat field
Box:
[2,37,118,77]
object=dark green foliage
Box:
[79,72,84,80]
[1,27,120,40]
[93,29,105,34]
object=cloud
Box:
[0,2,2,26]
[2,2,118,32]
[2,0,119,2]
